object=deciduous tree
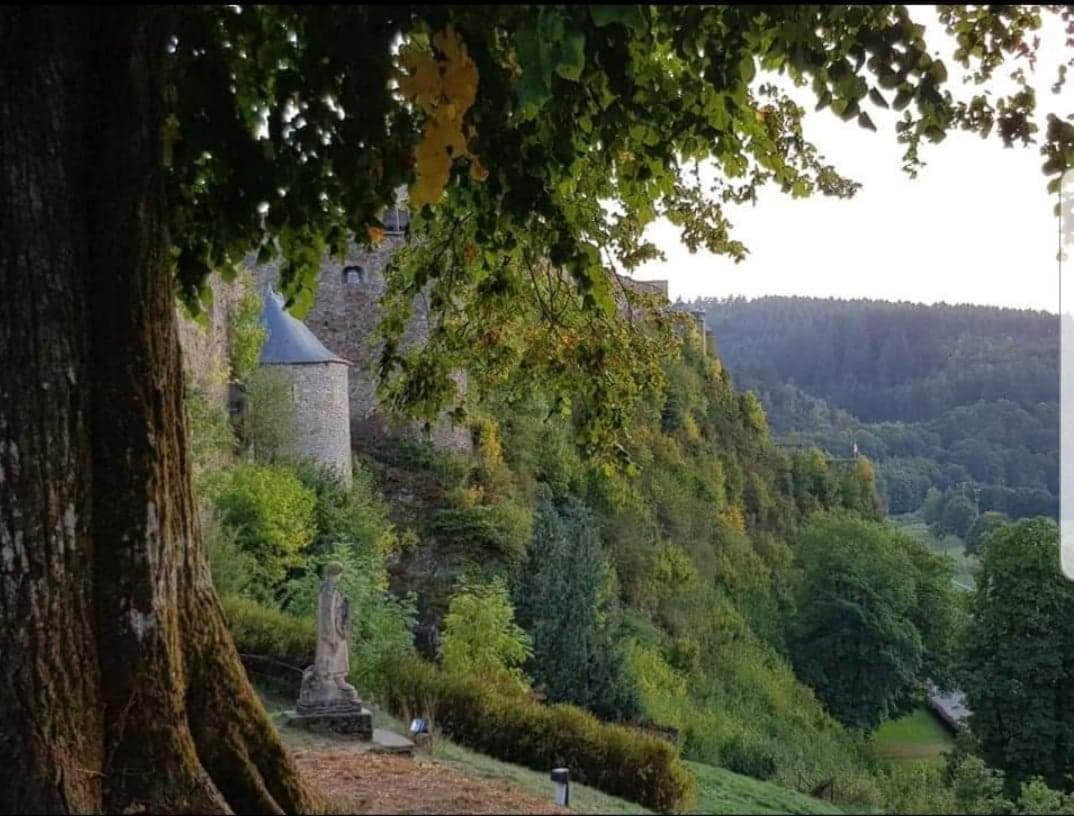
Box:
[960,519,1074,789]
[791,514,959,730]
[2,5,1071,812]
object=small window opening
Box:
[383,207,409,235]
[343,265,365,285]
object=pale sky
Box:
[628,7,1070,314]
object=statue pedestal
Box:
[285,703,373,739]
[288,664,373,739]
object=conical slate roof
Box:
[259,287,349,366]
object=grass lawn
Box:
[429,729,858,815]
[420,716,855,815]
[388,709,648,815]
[686,762,845,815]
[429,734,648,814]
[870,707,955,766]
[258,682,853,815]
[257,682,648,814]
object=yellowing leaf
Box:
[397,45,442,112]
[470,157,489,182]
[396,25,486,208]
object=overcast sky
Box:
[628,7,1069,314]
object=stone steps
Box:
[369,728,415,757]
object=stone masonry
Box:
[176,274,245,401]
[250,235,472,455]
[272,361,352,487]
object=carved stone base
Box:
[291,664,373,738]
[298,664,359,703]
[286,705,373,739]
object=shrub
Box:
[949,755,1014,814]
[222,594,315,670]
[439,577,532,693]
[227,272,267,383]
[293,460,409,561]
[1017,778,1074,815]
[383,657,696,814]
[427,500,529,561]
[204,505,265,602]
[185,379,234,478]
[211,462,317,588]
[239,366,296,463]
[624,628,884,808]
[719,732,777,781]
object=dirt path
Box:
[284,729,567,815]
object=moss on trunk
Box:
[0,8,322,813]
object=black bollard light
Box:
[551,767,570,807]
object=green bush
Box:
[293,460,413,558]
[222,594,315,669]
[439,577,532,693]
[211,462,317,587]
[877,762,957,814]
[185,379,235,478]
[227,272,267,383]
[427,503,529,560]
[720,732,778,781]
[624,626,883,808]
[240,366,297,463]
[204,505,266,602]
[383,657,697,813]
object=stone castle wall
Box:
[251,238,472,455]
[290,236,409,424]
[179,257,678,466]
[270,361,352,486]
[176,274,246,402]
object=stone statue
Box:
[312,562,358,700]
[293,561,371,737]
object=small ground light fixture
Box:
[551,767,570,807]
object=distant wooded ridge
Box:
[697,295,1058,522]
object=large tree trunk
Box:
[0,8,321,814]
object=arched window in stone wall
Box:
[343,265,365,286]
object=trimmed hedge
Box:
[223,594,314,670]
[222,599,695,812]
[384,657,696,813]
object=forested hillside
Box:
[193,279,1074,813]
[8,6,1074,815]
[191,278,964,810]
[698,296,1058,531]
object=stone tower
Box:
[259,288,353,486]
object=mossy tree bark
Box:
[0,8,321,813]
